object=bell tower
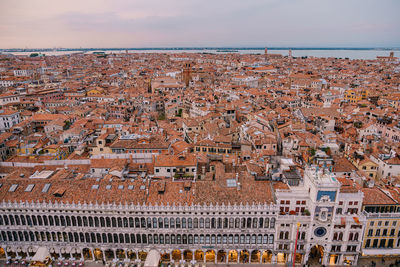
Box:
[182,62,192,87]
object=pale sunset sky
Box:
[0,0,399,48]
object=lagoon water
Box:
[3,48,399,60]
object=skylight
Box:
[226,179,237,187]
[42,183,51,193]
[25,184,35,192]
[9,184,18,192]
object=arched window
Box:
[65,216,70,226]
[284,232,289,239]
[125,233,130,243]
[263,234,268,244]
[259,218,264,228]
[129,217,134,228]
[60,216,65,226]
[85,233,90,243]
[111,217,117,228]
[211,234,216,244]
[74,232,79,242]
[270,218,276,228]
[240,234,245,244]
[235,218,240,228]
[223,218,228,228]
[205,218,210,228]
[107,233,112,243]
[8,215,15,226]
[182,218,186,228]
[142,234,147,244]
[339,232,343,241]
[123,217,128,228]
[136,234,141,244]
[188,234,193,244]
[102,233,107,243]
[27,215,32,226]
[234,234,239,244]
[218,218,222,228]
[32,215,37,226]
[165,234,170,244]
[257,234,262,244]
[188,218,192,228]
[333,232,338,240]
[349,233,354,241]
[247,218,252,228]
[14,215,20,225]
[119,233,124,243]
[76,216,81,227]
[159,234,164,244]
[135,218,140,228]
[154,234,158,244]
[117,217,122,228]
[252,218,258,228]
[70,216,75,226]
[147,218,152,228]
[170,218,175,228]
[229,218,234,228]
[100,217,105,227]
[211,218,216,228]
[95,217,100,227]
[194,218,198,228]
[171,234,176,244]
[131,234,136,243]
[176,218,181,228]
[159,218,163,228]
[164,218,169,228]
[183,234,188,244]
[200,218,204,228]
[113,233,119,243]
[251,234,257,244]
[269,234,274,244]
[153,218,158,228]
[141,217,146,228]
[89,217,94,227]
[241,218,246,228]
[95,233,100,243]
[301,232,306,240]
[106,217,111,227]
[79,232,84,243]
[20,215,26,225]
[354,232,359,241]
[82,216,88,227]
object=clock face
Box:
[314,227,327,237]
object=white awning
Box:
[144,250,160,267]
[362,248,400,256]
[31,247,51,262]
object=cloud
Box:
[0,0,399,48]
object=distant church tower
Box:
[147,78,153,94]
[289,49,292,58]
[182,63,192,87]
[264,48,268,61]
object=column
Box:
[81,250,84,261]
[237,251,240,264]
[59,251,63,259]
[170,252,173,263]
[260,251,263,264]
[102,250,106,263]
[125,250,128,261]
[203,252,206,263]
[271,254,276,264]
[91,249,95,261]
[181,251,184,263]
[226,251,229,264]
[113,249,117,261]
[192,250,195,263]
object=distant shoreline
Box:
[1,47,400,52]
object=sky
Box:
[0,0,399,49]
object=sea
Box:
[1,48,399,60]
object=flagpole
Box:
[293,222,300,267]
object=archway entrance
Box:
[0,248,5,259]
[116,249,125,260]
[49,248,59,260]
[240,250,249,263]
[205,250,215,262]
[71,248,80,259]
[195,250,204,262]
[251,250,260,263]
[161,252,170,262]
[262,251,272,263]
[228,250,238,263]
[127,250,137,261]
[82,248,92,260]
[138,251,147,262]
[183,250,192,261]
[105,249,114,261]
[172,250,181,261]
[93,249,103,261]
[308,245,324,265]
[217,250,226,263]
